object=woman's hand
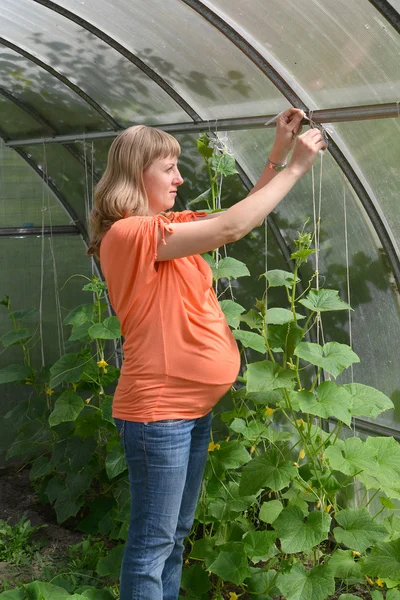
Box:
[287,128,328,177]
[269,108,304,165]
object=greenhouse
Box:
[0,0,400,599]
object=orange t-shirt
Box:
[100,210,241,422]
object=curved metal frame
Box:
[31,0,201,122]
[368,0,400,34]
[0,36,120,130]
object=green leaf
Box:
[188,188,212,207]
[180,564,211,595]
[229,418,272,442]
[296,382,353,426]
[338,595,363,600]
[240,309,263,330]
[259,500,284,524]
[212,257,250,280]
[299,289,352,312]
[0,589,25,600]
[23,581,70,600]
[362,539,400,580]
[273,506,331,554]
[211,152,238,177]
[0,364,31,384]
[246,568,278,598]
[334,508,387,552]
[387,591,400,600]
[277,563,335,600]
[49,353,89,388]
[197,135,213,160]
[364,436,400,485]
[325,437,376,476]
[219,300,245,328]
[49,390,85,427]
[1,328,30,347]
[380,497,397,510]
[64,304,95,327]
[209,442,251,475]
[105,443,127,480]
[329,549,363,580]
[68,322,92,342]
[89,316,121,340]
[370,593,385,600]
[266,269,299,288]
[344,383,394,418]
[233,330,266,354]
[208,547,251,585]
[266,308,305,325]
[291,248,315,261]
[239,448,297,495]
[9,307,37,320]
[45,478,65,504]
[30,456,52,480]
[96,544,125,578]
[294,341,360,378]
[246,360,296,393]
[243,530,277,563]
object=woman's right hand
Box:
[287,128,327,177]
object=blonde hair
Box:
[87,125,180,257]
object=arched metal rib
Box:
[30,0,202,122]
[367,0,400,34]
[0,36,121,130]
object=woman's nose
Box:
[174,170,184,186]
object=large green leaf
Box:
[96,544,125,579]
[325,437,376,476]
[294,342,359,378]
[89,316,121,340]
[364,437,400,486]
[266,308,305,325]
[246,360,296,393]
[0,589,25,600]
[0,364,30,384]
[259,500,284,524]
[209,441,251,476]
[239,448,297,495]
[277,563,335,600]
[212,257,250,280]
[246,568,278,599]
[328,549,363,580]
[229,418,271,442]
[299,289,352,312]
[273,506,331,554]
[333,508,387,552]
[30,456,52,480]
[362,539,400,580]
[211,152,238,177]
[1,328,31,347]
[266,269,299,288]
[54,490,85,523]
[242,530,277,563]
[296,382,353,426]
[219,300,245,328]
[9,307,37,321]
[180,564,211,595]
[233,330,266,354]
[208,546,251,585]
[49,353,89,388]
[105,443,127,479]
[23,581,70,600]
[343,383,394,418]
[68,322,92,342]
[240,309,263,330]
[48,390,85,427]
[63,304,95,326]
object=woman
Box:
[88,108,326,600]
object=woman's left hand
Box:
[269,107,304,165]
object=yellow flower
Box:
[299,449,305,460]
[208,441,220,452]
[72,382,78,391]
[316,500,321,509]
[376,579,384,588]
[250,445,256,454]
[352,550,361,557]
[229,593,239,600]
[97,359,108,369]
[297,418,306,427]
[293,462,300,468]
[45,386,54,396]
[265,406,275,417]
[365,576,374,585]
[324,504,333,513]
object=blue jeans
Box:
[115,412,212,600]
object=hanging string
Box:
[39,144,46,369]
[264,215,269,359]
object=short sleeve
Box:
[100,215,174,289]
[163,210,208,223]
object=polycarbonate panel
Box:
[24,143,95,231]
[0,47,110,133]
[334,118,400,249]
[0,96,47,139]
[227,128,400,430]
[53,0,286,119]
[0,0,189,127]
[0,140,70,227]
[0,235,93,456]
[209,0,400,108]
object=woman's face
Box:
[143,155,184,215]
